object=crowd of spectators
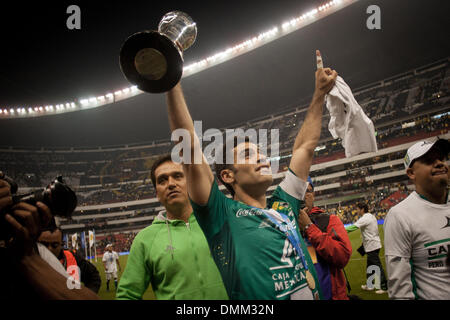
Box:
[3,107,445,207]
[324,182,410,225]
[95,232,138,254]
[0,60,447,230]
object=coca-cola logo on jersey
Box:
[235,208,264,218]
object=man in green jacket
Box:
[116,155,228,300]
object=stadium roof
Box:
[0,0,448,148]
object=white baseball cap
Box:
[404,138,449,169]
[106,244,112,248]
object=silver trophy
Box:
[120,11,197,93]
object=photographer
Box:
[38,226,102,294]
[0,172,99,300]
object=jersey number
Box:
[270,238,297,270]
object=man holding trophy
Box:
[120,11,337,300]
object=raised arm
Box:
[166,83,214,205]
[289,50,337,180]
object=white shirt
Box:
[354,213,382,252]
[384,192,450,299]
[102,251,119,273]
[326,76,378,157]
[37,242,69,278]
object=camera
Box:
[0,173,77,240]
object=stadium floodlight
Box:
[97,95,105,101]
[9,109,14,114]
[1,0,356,118]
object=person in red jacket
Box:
[297,178,352,300]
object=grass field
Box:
[92,225,388,300]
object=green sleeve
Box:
[116,234,151,300]
[345,225,359,233]
[190,180,229,239]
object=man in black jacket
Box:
[38,227,101,293]
[0,172,99,300]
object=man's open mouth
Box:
[432,170,448,176]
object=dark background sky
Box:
[0,0,449,148]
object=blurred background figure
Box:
[346,202,388,294]
[103,244,121,292]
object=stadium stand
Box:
[0,57,448,255]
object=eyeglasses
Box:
[39,241,61,249]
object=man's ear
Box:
[221,169,235,185]
[406,167,415,180]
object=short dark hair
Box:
[151,154,174,187]
[357,202,369,213]
[214,136,252,197]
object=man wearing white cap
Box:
[384,137,450,299]
[102,244,121,292]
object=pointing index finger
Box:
[316,50,323,70]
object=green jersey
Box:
[191,170,322,300]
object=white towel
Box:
[326,76,378,157]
